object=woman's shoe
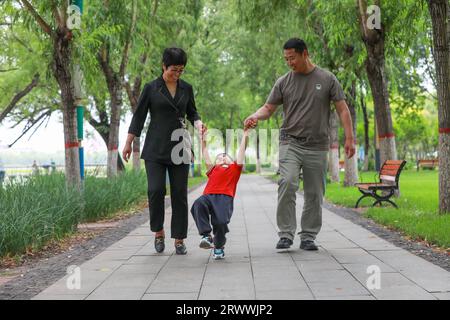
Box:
[154,236,165,253]
[175,241,187,255]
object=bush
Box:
[83,170,147,221]
[0,170,148,257]
[244,164,256,172]
[0,174,83,257]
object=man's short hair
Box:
[162,47,187,68]
[283,38,308,54]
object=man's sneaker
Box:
[276,237,293,249]
[213,247,225,260]
[199,235,213,249]
[300,240,318,251]
[154,236,165,253]
[175,241,187,255]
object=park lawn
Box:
[325,170,450,249]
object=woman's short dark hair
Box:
[162,47,187,68]
[283,38,308,54]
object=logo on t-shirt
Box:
[315,83,322,90]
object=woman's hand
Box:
[194,120,207,136]
[122,142,132,163]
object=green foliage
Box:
[325,170,449,248]
[244,163,256,173]
[0,173,83,257]
[0,170,205,257]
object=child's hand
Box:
[201,130,208,142]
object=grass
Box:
[325,170,450,249]
[0,170,207,258]
[269,170,449,249]
[0,174,83,257]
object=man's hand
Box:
[122,142,132,163]
[344,138,356,159]
[244,114,258,130]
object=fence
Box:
[0,164,107,184]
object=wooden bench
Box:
[354,160,407,208]
[417,159,438,171]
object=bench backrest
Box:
[379,160,407,186]
[417,159,438,165]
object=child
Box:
[190,129,249,259]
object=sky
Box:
[0,111,134,166]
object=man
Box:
[244,38,355,251]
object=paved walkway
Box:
[33,175,450,300]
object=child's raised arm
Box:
[236,129,250,165]
[202,133,214,171]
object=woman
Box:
[122,47,206,255]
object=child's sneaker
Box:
[213,247,225,260]
[199,235,213,249]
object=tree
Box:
[427,0,450,214]
[19,0,81,188]
[357,0,397,164]
[82,0,137,177]
[0,73,39,124]
[328,110,340,182]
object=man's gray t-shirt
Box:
[266,66,346,151]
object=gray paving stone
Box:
[432,292,450,300]
[114,263,162,275]
[370,250,450,292]
[300,269,357,284]
[255,289,314,300]
[316,295,375,300]
[142,292,198,300]
[308,279,371,298]
[124,255,170,265]
[32,294,87,300]
[199,287,255,300]
[369,285,437,300]
[30,175,450,300]
[295,259,344,271]
[146,266,205,293]
[86,286,147,300]
[95,272,154,289]
[327,248,388,266]
[289,249,334,261]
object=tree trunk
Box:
[98,48,123,178]
[256,132,261,174]
[125,76,143,172]
[107,85,121,178]
[329,110,340,182]
[132,136,141,171]
[358,0,397,165]
[53,28,80,189]
[428,0,450,214]
[344,82,359,186]
[89,117,126,174]
[361,91,370,171]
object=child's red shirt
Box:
[203,161,243,198]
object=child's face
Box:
[215,153,233,167]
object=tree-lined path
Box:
[33,175,450,300]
